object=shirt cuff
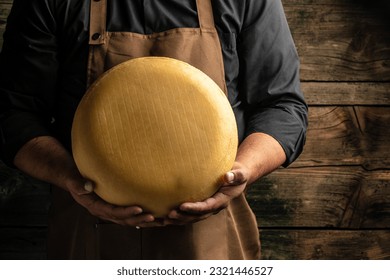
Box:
[245,107,307,167]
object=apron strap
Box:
[89,0,107,45]
[196,0,216,30]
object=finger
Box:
[70,180,95,196]
[83,181,94,193]
[72,191,155,226]
[136,216,188,228]
[175,178,247,216]
[94,203,155,225]
[115,213,155,226]
[178,192,229,214]
[92,202,150,223]
[103,203,144,219]
[167,209,214,224]
[137,218,167,228]
[223,170,247,185]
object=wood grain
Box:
[247,167,390,228]
[0,0,12,50]
[260,229,390,260]
[283,0,390,81]
[302,82,390,105]
[0,0,389,260]
[291,106,390,169]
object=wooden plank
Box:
[283,0,390,82]
[0,1,12,50]
[302,82,390,105]
[352,170,390,228]
[2,227,390,260]
[260,229,390,260]
[292,106,390,169]
[352,106,390,170]
[247,167,390,228]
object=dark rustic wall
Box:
[0,0,389,259]
[252,0,390,259]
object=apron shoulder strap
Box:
[89,0,107,45]
[196,0,217,30]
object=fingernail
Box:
[84,181,94,192]
[145,216,155,222]
[226,172,235,183]
[168,211,178,219]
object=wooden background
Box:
[0,0,389,259]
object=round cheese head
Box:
[71,57,238,217]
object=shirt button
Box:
[92,33,101,40]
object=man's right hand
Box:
[66,179,155,226]
[14,136,155,227]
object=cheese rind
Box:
[72,57,238,217]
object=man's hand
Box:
[13,136,155,227]
[136,162,250,227]
[165,162,248,225]
[67,179,155,226]
[137,132,287,228]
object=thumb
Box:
[73,180,94,195]
[83,181,94,193]
[224,170,247,185]
[66,176,95,196]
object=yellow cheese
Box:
[71,57,238,217]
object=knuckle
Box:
[235,171,247,183]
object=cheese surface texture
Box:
[71,57,238,217]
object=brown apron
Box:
[47,0,260,260]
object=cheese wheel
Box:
[71,57,238,217]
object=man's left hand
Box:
[137,162,249,227]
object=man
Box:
[0,0,307,259]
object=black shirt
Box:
[0,0,308,166]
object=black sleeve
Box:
[0,0,58,166]
[238,0,308,166]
